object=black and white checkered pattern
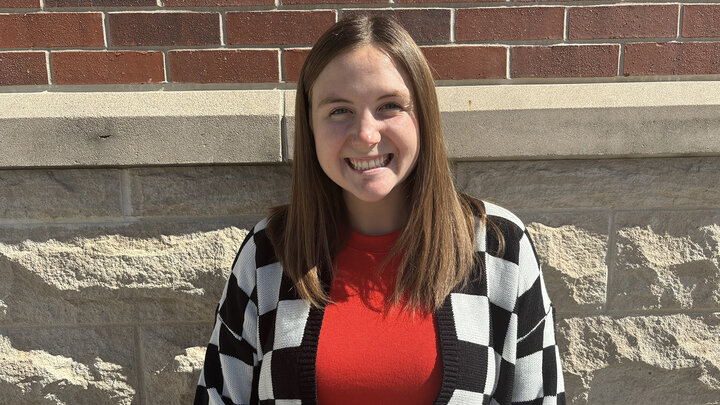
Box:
[195,201,565,405]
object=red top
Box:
[316,229,442,405]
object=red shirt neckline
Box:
[345,227,403,253]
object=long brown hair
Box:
[266,15,501,311]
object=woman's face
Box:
[310,45,420,206]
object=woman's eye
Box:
[380,102,402,111]
[330,108,350,116]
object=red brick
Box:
[52,51,165,84]
[342,9,450,44]
[227,11,335,46]
[456,7,564,42]
[682,5,720,38]
[569,5,677,40]
[286,0,384,5]
[0,0,40,7]
[169,50,278,83]
[511,45,619,78]
[284,48,310,83]
[164,0,273,6]
[0,52,47,85]
[46,0,154,6]
[624,42,720,76]
[109,12,220,47]
[422,46,505,80]
[0,13,104,48]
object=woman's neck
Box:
[343,186,409,236]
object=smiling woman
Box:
[311,45,420,234]
[195,15,565,405]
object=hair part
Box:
[266,15,502,312]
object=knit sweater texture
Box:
[194,200,566,405]
[316,228,442,404]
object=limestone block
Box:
[0,90,283,167]
[441,105,720,160]
[0,169,122,220]
[611,211,720,311]
[524,212,609,313]
[0,326,138,404]
[141,324,212,405]
[557,314,720,404]
[129,165,291,217]
[456,157,720,211]
[0,219,252,325]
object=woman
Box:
[195,15,565,405]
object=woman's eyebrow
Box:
[317,91,409,107]
[376,92,408,101]
[317,96,350,107]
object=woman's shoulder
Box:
[478,199,527,232]
[232,217,274,260]
[227,217,282,287]
[465,197,529,253]
[470,198,542,285]
[472,199,545,303]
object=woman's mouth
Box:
[346,154,393,171]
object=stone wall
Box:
[2,162,720,404]
[459,158,720,404]
[2,84,720,404]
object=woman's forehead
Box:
[310,45,414,104]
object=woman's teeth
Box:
[348,154,392,171]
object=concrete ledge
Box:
[437,82,720,160]
[2,82,719,168]
[0,91,283,167]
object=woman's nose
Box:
[352,110,381,148]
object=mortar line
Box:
[5,73,720,93]
[505,46,511,79]
[134,325,147,405]
[279,48,285,83]
[604,210,617,315]
[0,213,270,227]
[220,11,226,46]
[556,307,720,319]
[120,169,133,217]
[0,205,698,225]
[677,3,683,39]
[0,321,215,329]
[45,50,52,85]
[163,50,171,83]
[102,11,110,49]
[450,8,456,43]
[563,6,569,41]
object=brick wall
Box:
[1,1,720,86]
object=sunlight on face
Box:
[310,45,420,208]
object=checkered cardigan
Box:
[195,201,566,405]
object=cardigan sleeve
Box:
[195,230,261,405]
[510,229,566,405]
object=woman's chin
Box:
[343,185,404,205]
